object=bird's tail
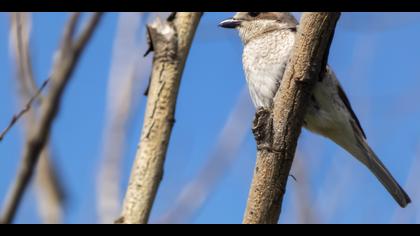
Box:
[345,135,411,208]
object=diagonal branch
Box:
[243,12,341,224]
[0,12,103,224]
[118,12,202,224]
[1,12,49,142]
[9,12,66,224]
[0,79,49,143]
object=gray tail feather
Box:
[357,140,411,208]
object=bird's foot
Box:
[252,107,272,141]
[252,107,277,153]
[256,143,281,154]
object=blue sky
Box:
[1,12,420,224]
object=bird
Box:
[219,12,411,208]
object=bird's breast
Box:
[242,31,295,108]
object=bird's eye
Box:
[248,12,261,17]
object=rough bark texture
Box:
[119,12,202,224]
[1,13,103,224]
[243,12,341,224]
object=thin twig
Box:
[0,12,103,224]
[0,79,49,143]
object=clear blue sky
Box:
[1,12,420,224]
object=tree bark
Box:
[119,12,202,224]
[243,12,341,224]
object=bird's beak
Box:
[218,18,242,29]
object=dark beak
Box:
[218,18,242,29]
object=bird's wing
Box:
[336,83,367,139]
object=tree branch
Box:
[118,12,202,224]
[0,79,49,143]
[9,12,66,224]
[0,12,103,224]
[243,12,341,224]
[1,12,48,142]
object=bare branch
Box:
[61,13,81,50]
[35,152,66,224]
[243,12,341,224]
[73,13,103,55]
[1,12,103,224]
[9,12,66,224]
[118,12,202,224]
[0,79,49,143]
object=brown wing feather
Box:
[337,84,367,139]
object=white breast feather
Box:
[242,31,295,108]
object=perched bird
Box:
[219,12,411,207]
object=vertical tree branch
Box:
[9,12,65,224]
[243,12,341,224]
[119,12,202,224]
[1,12,103,224]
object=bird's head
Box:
[219,12,298,44]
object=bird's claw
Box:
[257,143,281,154]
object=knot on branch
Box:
[144,18,178,63]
